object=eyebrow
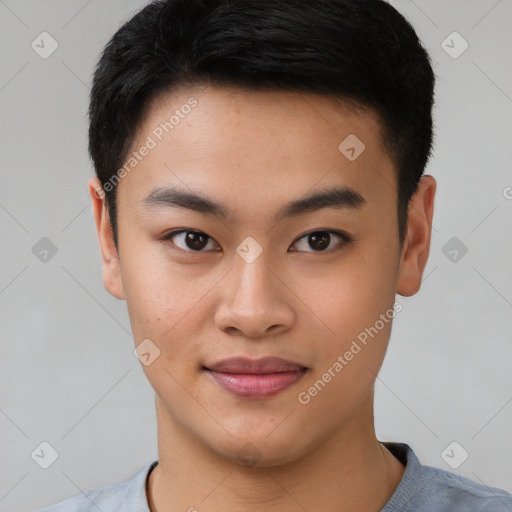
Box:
[140,185,366,221]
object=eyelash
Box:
[161,229,352,254]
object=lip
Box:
[203,357,308,399]
[205,356,307,374]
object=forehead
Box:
[118,85,397,217]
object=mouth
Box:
[202,356,309,399]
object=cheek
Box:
[296,249,397,331]
[124,263,210,399]
[295,278,396,419]
[120,246,204,349]
[291,243,399,375]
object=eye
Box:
[290,230,351,253]
[163,230,220,252]
[162,229,350,254]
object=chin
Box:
[208,430,312,469]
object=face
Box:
[90,85,434,467]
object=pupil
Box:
[186,232,207,250]
[309,232,330,251]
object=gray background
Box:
[1,0,511,510]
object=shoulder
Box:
[418,465,512,511]
[383,442,512,512]
[37,461,157,512]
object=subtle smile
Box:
[202,357,309,399]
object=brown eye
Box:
[164,230,219,252]
[308,232,331,251]
[291,230,350,252]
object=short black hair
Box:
[89,0,435,250]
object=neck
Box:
[147,392,404,512]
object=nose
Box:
[213,250,295,339]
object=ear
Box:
[396,175,436,297]
[88,177,125,300]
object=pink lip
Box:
[203,357,308,399]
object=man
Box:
[40,0,512,510]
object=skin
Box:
[89,85,436,512]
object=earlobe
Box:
[396,175,436,297]
[88,177,125,300]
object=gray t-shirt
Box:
[38,442,512,511]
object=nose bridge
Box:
[214,244,294,337]
[231,246,275,307]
